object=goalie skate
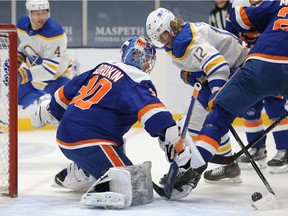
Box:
[203,162,242,183]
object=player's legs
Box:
[18,82,46,109]
[43,76,71,95]
[186,89,241,183]
[238,100,267,169]
[195,60,271,165]
[264,97,288,173]
[54,144,133,191]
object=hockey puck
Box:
[251,192,263,202]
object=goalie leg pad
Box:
[80,161,153,209]
[81,168,132,209]
[82,192,128,209]
[121,161,153,206]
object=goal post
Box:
[0,24,18,198]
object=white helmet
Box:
[146,8,175,48]
[26,0,50,18]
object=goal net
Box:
[0,24,18,198]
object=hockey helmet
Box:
[121,35,156,74]
[146,8,175,48]
[26,0,50,19]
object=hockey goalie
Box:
[30,35,206,209]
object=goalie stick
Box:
[157,83,202,199]
[210,110,288,165]
[229,125,276,210]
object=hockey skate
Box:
[53,163,96,191]
[237,146,267,170]
[203,162,242,183]
[267,149,288,174]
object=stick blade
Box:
[152,182,165,197]
[164,162,179,199]
[252,193,276,210]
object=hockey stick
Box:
[229,125,276,210]
[159,82,202,199]
[210,110,288,164]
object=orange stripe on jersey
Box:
[276,95,284,99]
[57,86,70,106]
[138,103,165,120]
[244,119,263,128]
[240,6,253,27]
[57,138,118,147]
[197,135,219,149]
[271,119,288,126]
[101,145,125,167]
[247,53,288,61]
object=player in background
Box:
[209,0,231,30]
[146,7,249,186]
[167,0,288,194]
[17,0,73,127]
[31,35,198,208]
[211,0,288,175]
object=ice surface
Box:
[1,127,288,216]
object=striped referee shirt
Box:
[208,2,230,30]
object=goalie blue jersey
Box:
[229,0,288,63]
[49,61,175,150]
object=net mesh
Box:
[0,33,10,194]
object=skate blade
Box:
[51,182,67,189]
[238,161,267,170]
[269,164,288,174]
[204,176,242,184]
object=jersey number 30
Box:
[71,75,112,110]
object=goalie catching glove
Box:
[30,94,60,128]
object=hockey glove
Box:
[240,30,260,48]
[31,96,59,128]
[174,145,193,167]
[158,125,180,163]
[18,67,32,86]
[180,70,207,86]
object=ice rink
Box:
[1,127,288,216]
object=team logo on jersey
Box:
[24,45,42,66]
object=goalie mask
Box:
[121,35,156,74]
[146,8,175,48]
[26,0,50,20]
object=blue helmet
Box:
[121,35,156,73]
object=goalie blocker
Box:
[80,161,153,209]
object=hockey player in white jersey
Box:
[17,0,73,127]
[31,35,198,208]
[146,7,249,185]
